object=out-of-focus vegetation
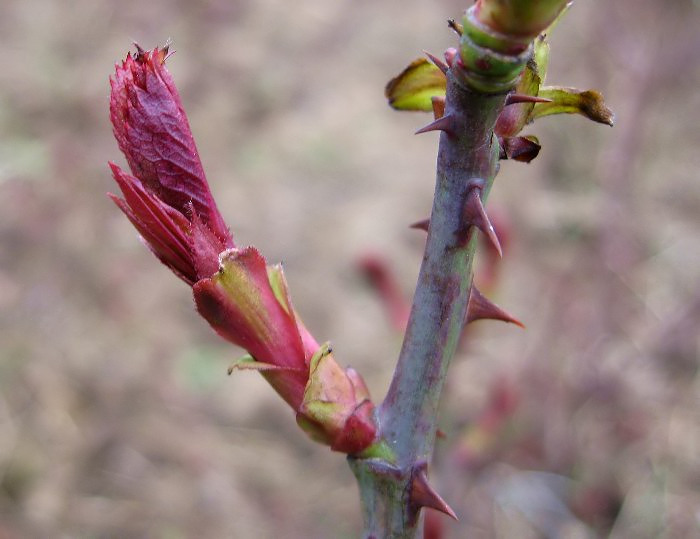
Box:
[0,1,698,537]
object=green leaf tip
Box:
[308,341,333,372]
[535,86,615,126]
[227,353,302,375]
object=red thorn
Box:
[424,51,448,75]
[415,114,456,137]
[410,462,458,521]
[466,286,524,328]
[431,96,446,120]
[409,218,430,232]
[504,93,553,106]
[463,188,502,257]
[436,428,447,440]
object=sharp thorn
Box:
[504,93,553,106]
[409,218,430,232]
[415,114,456,137]
[424,50,448,75]
[410,462,458,521]
[466,286,524,328]
[463,188,502,257]
[431,96,446,120]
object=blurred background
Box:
[1,0,699,537]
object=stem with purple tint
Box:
[350,72,505,537]
[349,1,572,536]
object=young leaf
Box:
[533,86,615,126]
[385,58,446,112]
[500,135,541,163]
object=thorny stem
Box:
[383,74,503,466]
[347,2,573,535]
[350,70,505,537]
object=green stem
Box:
[351,70,505,537]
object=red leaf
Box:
[110,46,232,247]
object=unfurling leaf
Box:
[110,46,231,246]
[193,247,309,408]
[385,58,446,112]
[533,86,615,126]
[500,135,541,163]
[110,45,379,455]
[297,343,377,453]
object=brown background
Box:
[1,0,699,537]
